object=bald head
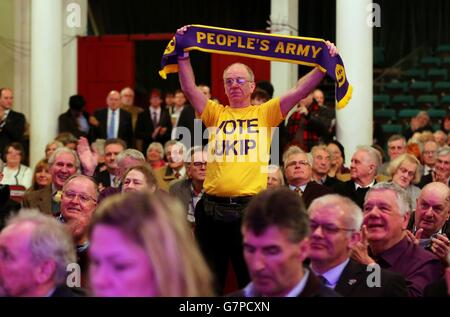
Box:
[415,182,450,238]
[107,90,121,110]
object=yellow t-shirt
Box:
[201,98,284,196]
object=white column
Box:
[336,0,373,166]
[270,0,298,98]
[14,0,31,119]
[30,0,62,167]
[62,0,88,113]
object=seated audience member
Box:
[88,191,214,297]
[311,145,342,188]
[327,141,350,181]
[351,182,443,297]
[434,130,447,148]
[421,140,438,176]
[97,149,146,202]
[251,88,270,105]
[1,142,33,189]
[146,142,166,170]
[94,138,126,189]
[90,139,106,169]
[335,145,380,209]
[267,164,285,189]
[0,161,21,229]
[387,153,422,210]
[55,132,78,151]
[418,146,450,188]
[169,146,207,224]
[23,147,79,216]
[230,188,339,297]
[378,135,407,176]
[155,140,187,190]
[45,140,64,159]
[0,209,82,297]
[308,194,408,297]
[407,182,450,262]
[29,159,52,192]
[122,164,158,194]
[59,175,98,287]
[404,111,433,141]
[283,146,332,208]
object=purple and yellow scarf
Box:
[160,25,352,109]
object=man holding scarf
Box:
[176,25,338,293]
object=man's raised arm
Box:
[279,41,338,117]
[177,26,207,115]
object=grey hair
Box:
[268,164,285,186]
[91,139,106,157]
[5,209,76,284]
[164,140,186,156]
[62,174,99,199]
[308,194,363,231]
[437,146,450,158]
[147,142,165,160]
[116,149,145,165]
[355,145,381,170]
[48,147,80,170]
[184,146,205,164]
[282,146,305,168]
[365,182,411,216]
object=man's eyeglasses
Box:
[310,221,355,235]
[192,161,207,167]
[63,191,97,204]
[224,77,251,86]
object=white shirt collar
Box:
[289,184,307,192]
[311,258,350,289]
[355,180,375,190]
[243,268,310,297]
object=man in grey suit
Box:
[169,146,207,224]
[308,194,408,297]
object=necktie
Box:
[317,275,327,285]
[294,187,303,196]
[152,111,158,126]
[108,110,116,139]
[174,171,181,179]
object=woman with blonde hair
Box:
[387,153,422,210]
[29,159,52,191]
[88,191,214,297]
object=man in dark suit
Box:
[229,188,339,297]
[407,182,450,262]
[169,146,207,224]
[94,138,126,189]
[311,144,342,189]
[0,88,26,157]
[308,194,408,297]
[92,90,133,147]
[334,145,380,208]
[283,145,332,208]
[135,89,172,153]
[0,209,83,297]
[417,147,450,188]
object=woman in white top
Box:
[1,142,33,189]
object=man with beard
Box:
[23,148,79,216]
